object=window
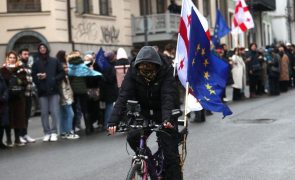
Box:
[156,0,166,13]
[203,0,211,26]
[7,0,41,13]
[76,0,93,14]
[100,0,112,16]
[140,0,152,15]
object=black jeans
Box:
[127,126,182,180]
[20,96,32,136]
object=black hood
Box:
[38,43,50,55]
[134,46,163,67]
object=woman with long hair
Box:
[0,51,28,146]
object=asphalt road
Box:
[1,88,295,180]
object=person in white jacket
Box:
[231,48,246,101]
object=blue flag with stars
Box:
[211,9,231,48]
[187,8,232,117]
[95,47,110,70]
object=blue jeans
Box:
[60,104,74,134]
[39,95,60,135]
[104,102,114,128]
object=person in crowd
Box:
[108,46,182,180]
[1,51,28,146]
[162,43,175,65]
[32,43,65,142]
[67,51,102,135]
[167,0,181,14]
[246,43,262,98]
[0,71,9,149]
[18,48,36,143]
[285,43,295,87]
[84,53,104,132]
[115,47,130,89]
[278,44,290,92]
[267,48,281,96]
[221,44,231,102]
[231,48,246,101]
[116,47,129,66]
[256,48,267,95]
[99,51,119,129]
[56,50,79,139]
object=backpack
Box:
[8,75,24,97]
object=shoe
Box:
[14,141,26,147]
[50,133,58,142]
[6,141,14,148]
[60,133,67,139]
[0,143,7,150]
[43,134,51,142]
[223,98,229,102]
[75,127,81,132]
[19,136,27,144]
[24,135,36,143]
[66,133,80,140]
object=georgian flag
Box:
[175,0,208,113]
[231,0,254,34]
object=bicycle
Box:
[116,100,186,180]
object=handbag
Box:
[87,88,100,101]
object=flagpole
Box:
[184,82,189,127]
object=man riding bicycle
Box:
[108,46,182,180]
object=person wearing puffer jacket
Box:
[67,51,102,135]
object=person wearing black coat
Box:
[108,46,182,180]
[0,72,9,149]
[32,43,65,142]
[98,51,119,128]
[246,43,262,98]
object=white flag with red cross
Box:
[231,0,254,34]
[175,0,208,113]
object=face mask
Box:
[138,62,158,82]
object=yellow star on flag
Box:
[205,83,212,90]
[203,59,209,67]
[192,58,195,65]
[196,43,201,52]
[201,48,206,56]
[204,71,210,80]
[209,89,216,95]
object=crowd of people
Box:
[0,41,294,150]
[216,42,295,101]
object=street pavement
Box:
[1,88,295,180]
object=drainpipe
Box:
[143,0,148,45]
[67,0,75,51]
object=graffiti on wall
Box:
[100,26,120,44]
[73,21,99,41]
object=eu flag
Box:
[187,8,232,117]
[211,9,231,48]
[95,47,110,70]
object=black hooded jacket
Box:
[109,46,179,125]
[32,43,65,96]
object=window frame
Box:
[7,0,41,13]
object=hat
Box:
[286,42,291,46]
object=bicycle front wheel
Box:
[126,162,149,180]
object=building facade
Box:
[269,0,295,44]
[0,0,139,63]
[0,0,280,64]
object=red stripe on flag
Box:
[235,1,242,13]
[206,30,211,41]
[239,23,247,32]
[233,18,238,27]
[243,7,248,12]
[179,17,189,54]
